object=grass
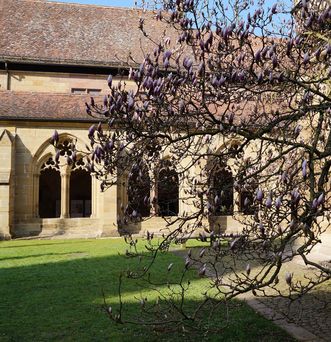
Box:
[0,238,295,341]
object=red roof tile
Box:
[0,0,175,67]
[0,90,100,121]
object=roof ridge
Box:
[22,0,149,12]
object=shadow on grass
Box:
[0,240,94,249]
[0,244,294,342]
[0,252,86,261]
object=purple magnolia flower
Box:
[265,196,272,209]
[246,263,251,276]
[199,264,206,277]
[127,96,134,111]
[163,58,170,69]
[51,130,59,145]
[303,53,309,64]
[317,193,325,206]
[294,124,302,136]
[285,272,292,286]
[256,189,264,202]
[302,159,308,178]
[275,197,282,210]
[281,171,288,183]
[88,125,96,139]
[107,74,112,88]
[163,50,172,61]
[185,257,190,269]
[291,189,300,203]
[55,150,60,164]
[312,198,318,209]
[271,3,277,14]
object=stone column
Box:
[32,173,39,218]
[60,171,70,218]
[90,175,98,218]
[101,180,120,237]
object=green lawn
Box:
[0,238,294,341]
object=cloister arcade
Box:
[0,128,256,238]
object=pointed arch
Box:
[127,160,151,217]
[157,159,179,216]
[38,157,61,218]
[211,166,234,215]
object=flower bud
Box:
[199,264,206,277]
[51,130,59,146]
[317,193,324,206]
[265,196,272,209]
[256,189,263,202]
[107,74,113,88]
[285,272,292,286]
[302,159,307,178]
[275,196,282,210]
[246,263,251,276]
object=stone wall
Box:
[5,72,137,94]
[0,129,15,239]
[0,121,120,238]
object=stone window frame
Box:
[32,133,98,220]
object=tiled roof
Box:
[0,91,100,122]
[0,0,175,67]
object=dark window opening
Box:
[211,168,234,215]
[71,88,102,95]
[39,168,61,218]
[157,163,179,216]
[70,169,92,218]
[127,163,151,217]
[71,88,86,95]
[240,190,255,215]
[87,89,102,95]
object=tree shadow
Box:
[254,288,331,341]
[0,239,94,248]
[0,246,294,342]
[0,251,86,261]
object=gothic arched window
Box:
[212,167,234,215]
[157,161,179,216]
[70,161,92,218]
[39,158,61,218]
[127,162,151,217]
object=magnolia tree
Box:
[52,0,331,330]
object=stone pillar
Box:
[60,171,70,218]
[90,175,98,218]
[32,173,39,218]
[149,169,157,215]
[101,180,120,237]
[0,130,15,239]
